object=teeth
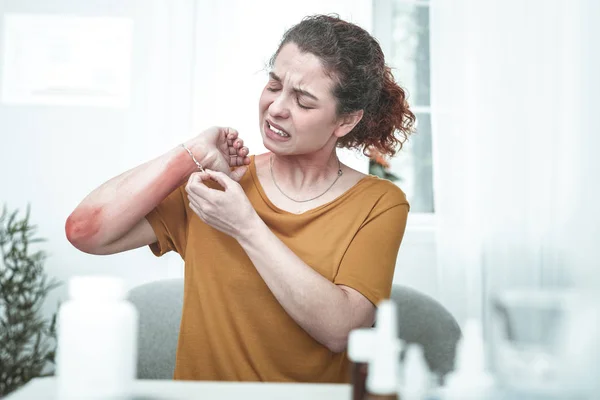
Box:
[269,123,289,137]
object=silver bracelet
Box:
[181,143,205,172]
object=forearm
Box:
[66,144,203,250]
[236,219,361,352]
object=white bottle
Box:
[348,300,402,400]
[365,300,402,399]
[402,344,431,400]
[56,276,138,400]
[442,319,494,400]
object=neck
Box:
[271,152,341,190]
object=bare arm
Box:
[65,127,249,255]
[237,219,376,353]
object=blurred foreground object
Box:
[56,276,138,400]
[492,289,600,399]
[0,205,59,396]
[443,319,495,399]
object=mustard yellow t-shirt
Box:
[145,155,409,383]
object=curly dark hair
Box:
[269,14,416,157]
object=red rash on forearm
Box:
[117,149,196,211]
[154,151,196,195]
[65,147,198,246]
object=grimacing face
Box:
[258,42,355,156]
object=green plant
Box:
[367,147,401,182]
[0,205,59,396]
[369,159,401,182]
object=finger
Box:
[188,196,201,212]
[203,169,233,190]
[186,172,214,199]
[230,152,251,166]
[228,140,243,157]
[186,171,202,188]
[188,195,207,213]
[188,201,206,222]
[226,128,238,143]
[229,166,248,182]
[224,127,238,138]
[237,146,249,157]
[230,149,249,166]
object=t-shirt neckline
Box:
[248,154,375,216]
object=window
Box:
[373,0,434,215]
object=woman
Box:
[66,14,415,383]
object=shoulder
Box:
[354,176,410,212]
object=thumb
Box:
[229,166,248,182]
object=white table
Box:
[6,377,352,400]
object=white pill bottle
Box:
[56,275,138,400]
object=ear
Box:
[333,110,364,138]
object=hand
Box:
[185,169,259,240]
[184,126,251,182]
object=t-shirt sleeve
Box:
[145,184,189,257]
[333,202,409,307]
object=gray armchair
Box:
[390,285,462,379]
[127,279,461,380]
[128,278,183,380]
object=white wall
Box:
[0,0,197,318]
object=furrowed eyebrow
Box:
[294,88,318,101]
[268,71,319,101]
[269,72,281,82]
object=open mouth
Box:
[267,121,290,138]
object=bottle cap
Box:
[376,300,398,340]
[69,275,126,300]
[348,328,374,363]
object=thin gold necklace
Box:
[270,154,343,203]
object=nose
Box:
[268,92,291,120]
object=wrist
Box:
[236,213,265,245]
[181,139,213,171]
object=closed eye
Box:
[297,99,313,110]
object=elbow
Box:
[65,222,94,254]
[65,207,104,254]
[65,233,97,255]
[324,333,349,354]
[327,342,347,354]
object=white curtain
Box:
[431,0,600,326]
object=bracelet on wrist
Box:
[181,143,205,172]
